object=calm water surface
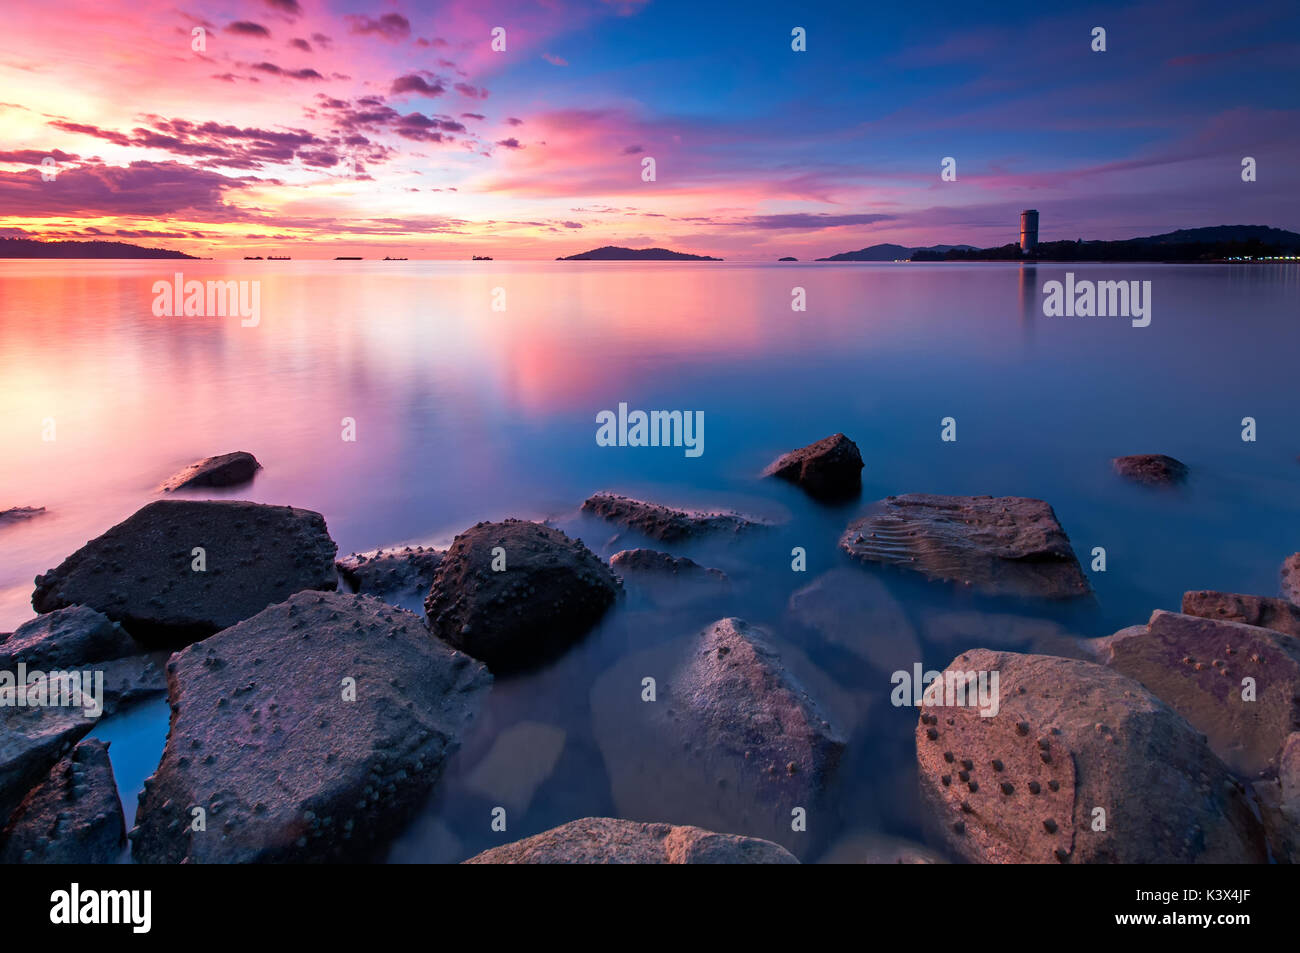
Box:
[2,260,1297,860]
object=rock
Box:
[159,451,261,492]
[590,618,844,851]
[1253,732,1300,863]
[0,739,124,863]
[1090,610,1300,776]
[817,830,948,864]
[424,520,619,671]
[761,433,864,501]
[464,817,798,864]
[920,610,1094,660]
[0,707,98,828]
[463,721,566,814]
[0,606,142,670]
[31,500,338,647]
[130,591,491,863]
[0,507,45,525]
[337,546,444,600]
[1282,554,1300,605]
[1112,454,1188,487]
[916,649,1265,863]
[840,494,1091,599]
[1182,590,1300,638]
[786,568,921,672]
[610,549,729,607]
[99,654,169,716]
[581,492,771,543]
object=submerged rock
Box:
[817,830,948,864]
[337,546,443,600]
[840,494,1091,599]
[465,817,798,864]
[0,606,141,670]
[581,492,771,543]
[590,618,844,851]
[31,500,338,647]
[786,568,921,673]
[0,739,124,864]
[0,706,97,828]
[424,520,619,671]
[1181,590,1300,638]
[761,433,864,501]
[1090,610,1300,776]
[1112,454,1188,486]
[610,549,729,607]
[159,451,261,492]
[0,507,45,525]
[463,721,566,815]
[915,649,1265,863]
[1282,553,1300,605]
[1253,732,1300,863]
[130,591,491,863]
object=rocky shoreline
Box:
[2,436,1297,863]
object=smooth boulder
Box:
[1112,454,1188,486]
[159,451,261,492]
[32,500,338,647]
[581,492,770,543]
[0,739,124,863]
[465,817,798,864]
[1090,610,1300,776]
[840,494,1090,599]
[916,649,1265,863]
[761,433,864,501]
[130,591,491,863]
[424,520,619,670]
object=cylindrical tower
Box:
[1020,209,1039,254]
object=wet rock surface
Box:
[1282,553,1300,605]
[0,606,142,670]
[916,649,1265,863]
[159,451,261,492]
[840,494,1091,599]
[424,520,619,671]
[1112,453,1189,486]
[31,500,338,647]
[0,706,98,828]
[0,738,124,863]
[761,433,864,501]
[591,617,844,852]
[465,816,798,864]
[130,590,491,863]
[1090,609,1300,776]
[337,546,444,601]
[1182,590,1300,638]
[581,492,771,543]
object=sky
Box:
[0,0,1297,259]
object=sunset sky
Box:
[1,0,1297,259]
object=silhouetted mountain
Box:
[557,245,722,261]
[1128,225,1300,246]
[817,243,975,261]
[0,237,196,259]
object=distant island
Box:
[778,256,798,261]
[817,243,976,262]
[909,226,1300,262]
[0,237,196,259]
[557,246,722,261]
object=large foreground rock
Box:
[1281,553,1300,605]
[1112,453,1188,486]
[591,618,844,851]
[31,500,338,647]
[0,707,97,828]
[0,606,141,670]
[337,546,444,601]
[130,591,490,863]
[465,817,798,864]
[1090,610,1300,777]
[916,649,1265,863]
[159,451,261,492]
[0,739,124,863]
[424,520,619,670]
[840,494,1090,599]
[1182,590,1300,638]
[582,492,771,542]
[761,433,863,501]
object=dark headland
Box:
[817,243,975,262]
[907,225,1300,262]
[0,237,197,259]
[557,246,722,261]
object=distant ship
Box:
[334,256,362,260]
[472,255,493,260]
[382,256,407,260]
[267,255,291,260]
[243,256,263,260]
